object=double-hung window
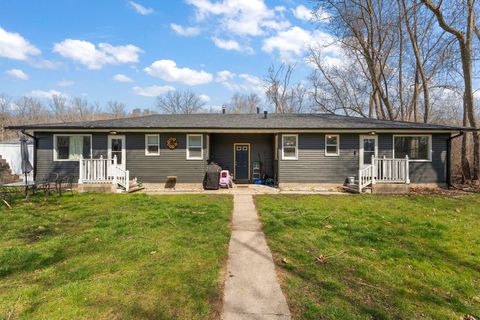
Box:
[393,135,431,161]
[282,134,298,160]
[145,134,160,156]
[54,134,91,161]
[325,134,340,156]
[187,134,203,160]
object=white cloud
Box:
[211,37,253,53]
[238,73,265,94]
[185,0,289,36]
[133,85,175,97]
[6,69,29,80]
[292,5,330,22]
[170,23,201,36]
[291,5,312,21]
[199,94,211,102]
[0,27,41,60]
[144,59,213,85]
[217,72,265,96]
[53,39,142,70]
[216,70,235,82]
[28,89,67,99]
[113,74,133,83]
[57,79,74,87]
[129,1,154,15]
[262,26,340,61]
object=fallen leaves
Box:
[315,250,346,264]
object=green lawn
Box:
[256,194,480,320]
[0,193,232,320]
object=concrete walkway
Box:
[223,194,291,320]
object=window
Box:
[187,134,203,160]
[394,135,431,161]
[54,134,91,161]
[145,134,160,156]
[282,134,298,160]
[325,134,340,156]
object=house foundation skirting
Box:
[78,183,118,193]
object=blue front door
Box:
[235,144,249,181]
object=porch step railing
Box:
[358,155,410,193]
[78,155,130,191]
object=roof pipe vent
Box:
[264,110,268,119]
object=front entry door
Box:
[359,135,378,169]
[108,135,126,170]
[234,144,250,181]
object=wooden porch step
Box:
[343,184,372,194]
[128,186,144,193]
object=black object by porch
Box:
[203,162,222,190]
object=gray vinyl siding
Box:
[379,133,448,183]
[278,133,448,184]
[35,132,107,180]
[210,133,274,179]
[34,132,207,183]
[278,133,358,183]
[125,133,207,183]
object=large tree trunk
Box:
[421,0,479,180]
[462,106,472,182]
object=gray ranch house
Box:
[9,113,464,193]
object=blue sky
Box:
[0,0,333,111]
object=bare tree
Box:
[309,49,371,117]
[155,90,206,114]
[49,95,70,123]
[421,0,479,180]
[264,63,311,113]
[264,63,295,113]
[107,100,127,119]
[14,97,46,123]
[71,97,100,121]
[223,93,262,113]
[0,94,12,140]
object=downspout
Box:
[446,132,464,188]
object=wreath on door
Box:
[166,137,178,150]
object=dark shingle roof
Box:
[7,113,466,131]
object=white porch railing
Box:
[374,156,410,184]
[358,155,410,193]
[78,155,130,192]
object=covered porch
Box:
[208,133,277,184]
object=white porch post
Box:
[371,155,376,185]
[112,155,118,186]
[405,155,410,184]
[358,169,362,192]
[78,155,83,184]
[125,170,130,192]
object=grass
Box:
[0,193,232,320]
[255,194,480,320]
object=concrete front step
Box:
[343,183,409,194]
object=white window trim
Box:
[282,134,298,160]
[186,134,203,160]
[53,134,93,162]
[393,134,432,162]
[145,134,160,156]
[325,134,340,156]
